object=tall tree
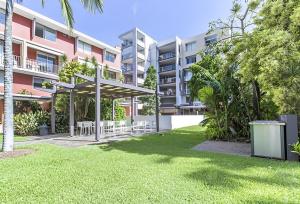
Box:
[209,0,262,119]
[140,66,158,115]
[2,0,104,152]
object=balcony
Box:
[160,103,175,108]
[122,53,133,63]
[121,41,133,50]
[137,77,144,85]
[159,64,176,73]
[137,52,145,61]
[26,58,59,74]
[161,89,176,97]
[122,65,133,74]
[0,55,58,75]
[159,52,176,61]
[160,77,176,85]
[183,88,191,95]
[137,64,145,73]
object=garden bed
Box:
[0,149,34,160]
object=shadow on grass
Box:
[98,126,300,195]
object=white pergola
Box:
[51,67,159,141]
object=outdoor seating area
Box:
[76,120,156,137]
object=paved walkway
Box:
[14,132,152,148]
[193,140,251,156]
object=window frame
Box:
[35,23,57,42]
[32,77,54,91]
[78,40,92,55]
[185,41,196,52]
[105,51,116,63]
[0,9,5,25]
[186,55,197,65]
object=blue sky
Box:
[20,0,233,46]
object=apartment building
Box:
[0,1,121,122]
[119,28,219,115]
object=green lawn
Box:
[0,126,299,203]
[0,134,27,143]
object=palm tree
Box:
[2,0,104,152]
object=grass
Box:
[0,126,299,203]
[0,134,27,143]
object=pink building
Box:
[0,2,121,123]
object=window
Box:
[0,9,5,25]
[37,53,56,73]
[186,42,196,52]
[33,77,54,90]
[78,40,92,55]
[105,52,116,62]
[186,55,197,65]
[0,40,3,56]
[35,23,57,41]
[108,71,116,80]
[205,34,218,46]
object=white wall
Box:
[132,115,204,130]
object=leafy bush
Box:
[55,111,69,133]
[291,141,300,155]
[14,111,50,136]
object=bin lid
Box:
[249,120,285,126]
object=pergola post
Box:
[69,77,75,137]
[131,96,134,124]
[51,93,56,134]
[155,83,160,132]
[95,66,101,141]
[112,99,115,121]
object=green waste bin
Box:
[249,121,286,159]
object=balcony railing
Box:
[160,77,176,85]
[26,58,59,74]
[121,41,133,50]
[161,89,176,97]
[159,52,176,61]
[122,53,133,61]
[0,55,58,74]
[0,55,21,67]
[160,103,175,108]
[159,64,176,73]
[122,65,133,73]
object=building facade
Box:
[0,1,121,123]
[119,28,219,115]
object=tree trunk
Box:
[2,0,14,152]
[252,80,261,120]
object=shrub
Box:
[291,141,300,155]
[14,111,50,136]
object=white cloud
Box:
[132,1,138,16]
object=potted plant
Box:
[36,111,50,136]
[291,141,300,161]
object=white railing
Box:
[26,58,58,74]
[0,55,21,67]
[0,55,58,75]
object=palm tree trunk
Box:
[2,0,14,152]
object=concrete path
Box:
[193,140,251,156]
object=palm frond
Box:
[59,0,74,29]
[80,0,103,13]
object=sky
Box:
[20,0,233,46]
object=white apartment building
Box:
[119,28,219,115]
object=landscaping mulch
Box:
[0,149,34,160]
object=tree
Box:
[209,0,262,120]
[103,64,110,80]
[2,0,104,151]
[239,0,300,115]
[140,66,158,115]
